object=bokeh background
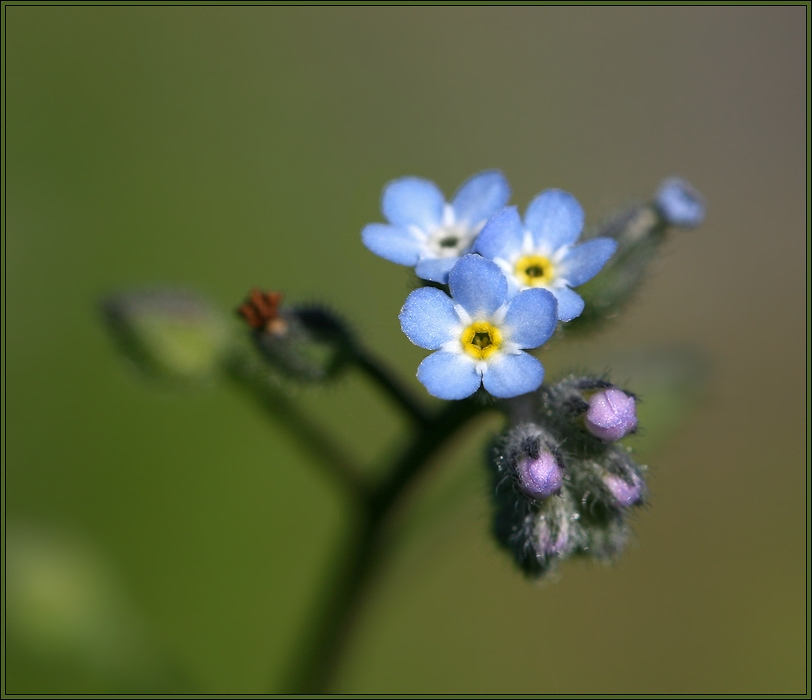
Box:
[5,6,806,694]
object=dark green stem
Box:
[281,398,488,694]
[370,398,486,516]
[279,510,378,694]
[230,336,489,693]
[351,345,433,428]
[224,350,368,497]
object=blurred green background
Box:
[5,6,806,694]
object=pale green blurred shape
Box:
[6,6,805,694]
[6,527,186,693]
[102,289,233,383]
[7,530,124,657]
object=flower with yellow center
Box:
[399,255,558,400]
[513,254,557,287]
[475,190,618,322]
[460,321,503,360]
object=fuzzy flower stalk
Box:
[491,376,647,578]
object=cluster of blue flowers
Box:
[362,170,618,400]
[103,165,706,601]
[356,170,703,577]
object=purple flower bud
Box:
[603,473,643,507]
[536,512,572,557]
[655,177,705,229]
[517,452,562,499]
[584,388,637,442]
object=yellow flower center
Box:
[514,254,555,287]
[461,321,502,360]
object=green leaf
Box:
[102,289,233,384]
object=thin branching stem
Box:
[224,350,369,497]
[351,345,433,429]
[281,398,488,694]
[230,338,489,693]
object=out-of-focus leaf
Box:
[101,289,233,384]
[5,526,198,693]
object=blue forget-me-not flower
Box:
[399,254,558,400]
[362,170,511,283]
[474,189,617,322]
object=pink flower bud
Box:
[584,388,637,442]
[517,452,562,499]
[603,472,643,507]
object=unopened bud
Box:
[237,289,353,382]
[102,289,230,382]
[536,491,587,560]
[536,511,572,558]
[655,177,706,229]
[494,423,565,500]
[584,388,637,442]
[603,472,643,507]
[517,452,562,500]
[567,178,704,334]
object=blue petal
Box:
[417,351,481,400]
[399,288,460,350]
[362,223,423,266]
[482,352,544,398]
[655,177,706,228]
[448,254,508,318]
[557,238,617,287]
[382,177,445,230]
[415,256,458,284]
[552,286,585,322]
[473,206,525,261]
[451,170,511,226]
[501,288,558,349]
[525,189,584,251]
